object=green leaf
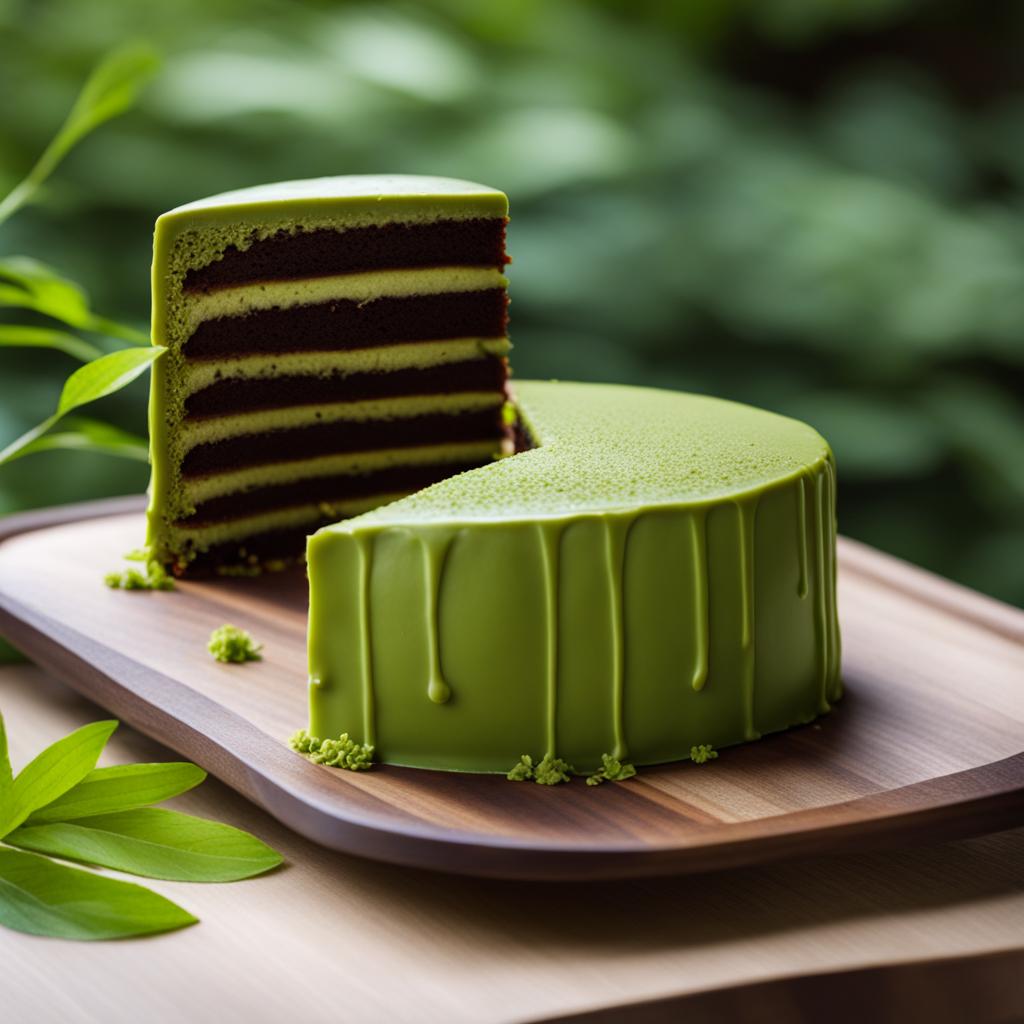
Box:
[0,324,104,362]
[0,257,94,328]
[25,763,206,825]
[0,720,117,839]
[0,346,164,465]
[0,44,160,227]
[0,848,195,940]
[0,714,11,792]
[0,714,11,830]
[0,257,149,344]
[55,346,164,415]
[7,808,283,882]
[10,416,150,464]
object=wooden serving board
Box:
[0,497,1021,880]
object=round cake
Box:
[307,379,840,776]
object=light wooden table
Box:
[1,662,1022,1024]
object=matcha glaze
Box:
[308,380,841,774]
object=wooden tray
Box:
[0,497,1021,880]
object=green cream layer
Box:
[184,267,507,331]
[307,380,841,775]
[167,493,406,550]
[179,392,505,450]
[182,440,503,506]
[179,338,509,394]
[146,176,510,566]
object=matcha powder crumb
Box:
[104,556,174,591]
[208,624,263,664]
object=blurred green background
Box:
[1,0,1022,606]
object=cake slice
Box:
[146,176,511,575]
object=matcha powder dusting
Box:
[208,624,263,664]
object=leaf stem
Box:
[89,315,150,346]
[0,414,60,465]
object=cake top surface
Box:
[322,380,831,532]
[158,175,508,229]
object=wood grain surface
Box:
[1,664,1022,1024]
[0,497,1021,880]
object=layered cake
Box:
[146,176,511,574]
[147,175,841,777]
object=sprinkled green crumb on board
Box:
[690,744,718,764]
[506,753,574,785]
[586,753,638,786]
[506,754,536,781]
[208,624,263,663]
[289,729,374,771]
[104,553,174,591]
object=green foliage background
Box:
[1,0,1022,606]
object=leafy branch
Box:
[0,44,159,228]
[0,45,160,468]
[0,346,163,464]
[0,257,149,345]
[0,712,282,940]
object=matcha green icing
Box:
[307,379,841,775]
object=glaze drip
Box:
[736,499,759,740]
[824,458,842,700]
[536,523,563,758]
[603,515,633,760]
[354,534,376,746]
[796,476,809,599]
[422,531,453,704]
[689,511,709,693]
[813,464,831,713]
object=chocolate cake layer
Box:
[183,289,508,361]
[183,219,508,293]
[184,357,507,420]
[176,525,323,576]
[180,459,487,526]
[511,415,536,455]
[180,406,505,478]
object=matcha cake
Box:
[146,175,512,574]
[308,380,840,775]
[146,174,841,778]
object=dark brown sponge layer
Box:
[183,289,508,361]
[182,219,508,293]
[179,458,489,526]
[180,406,505,478]
[175,525,320,576]
[184,357,507,420]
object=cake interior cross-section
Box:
[146,176,514,575]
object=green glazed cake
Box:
[146,174,841,778]
[308,380,840,775]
